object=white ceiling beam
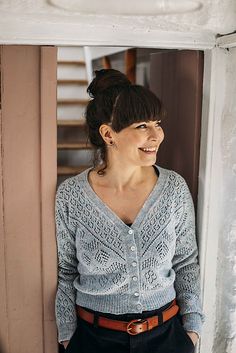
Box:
[0,17,215,50]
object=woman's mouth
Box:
[139,147,158,154]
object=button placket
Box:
[125,227,142,312]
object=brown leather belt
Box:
[76,299,179,336]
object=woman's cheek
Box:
[159,129,165,144]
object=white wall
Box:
[213,47,236,353]
[199,46,236,353]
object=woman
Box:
[55,69,204,353]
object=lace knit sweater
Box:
[55,165,205,343]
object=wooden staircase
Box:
[57,47,93,182]
[56,46,137,183]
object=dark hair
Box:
[85,69,164,174]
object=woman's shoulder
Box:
[155,165,192,208]
[156,165,185,182]
[156,165,190,191]
[56,167,92,199]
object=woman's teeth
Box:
[139,147,157,152]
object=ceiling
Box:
[0,0,235,45]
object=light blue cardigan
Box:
[55,165,205,342]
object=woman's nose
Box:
[149,127,160,140]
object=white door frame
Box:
[197,46,227,353]
[197,33,236,353]
[0,18,215,50]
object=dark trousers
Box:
[63,301,195,353]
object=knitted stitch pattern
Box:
[55,165,205,343]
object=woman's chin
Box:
[138,160,157,168]
[140,155,157,165]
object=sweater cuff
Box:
[181,313,204,338]
[57,321,77,343]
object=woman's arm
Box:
[172,176,205,339]
[55,183,79,343]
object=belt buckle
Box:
[126,319,148,335]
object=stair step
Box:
[57,79,88,85]
[57,119,86,127]
[57,142,92,150]
[57,99,89,105]
[58,166,91,175]
[57,60,86,66]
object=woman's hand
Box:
[62,340,70,349]
[186,331,199,346]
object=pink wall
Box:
[0,45,58,353]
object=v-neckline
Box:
[81,164,166,230]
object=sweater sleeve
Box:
[55,183,79,343]
[172,176,205,338]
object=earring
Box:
[107,140,114,147]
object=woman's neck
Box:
[93,163,156,192]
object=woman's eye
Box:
[136,124,147,129]
[136,121,161,129]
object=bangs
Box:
[111,85,162,132]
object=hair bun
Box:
[87,69,131,98]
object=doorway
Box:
[56,46,203,208]
[0,44,204,353]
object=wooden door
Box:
[0,45,58,353]
[150,50,204,206]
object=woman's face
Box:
[111,120,164,167]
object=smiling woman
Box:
[55,69,204,353]
[85,69,165,175]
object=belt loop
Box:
[93,313,99,328]
[158,312,163,325]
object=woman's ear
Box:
[99,124,115,145]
